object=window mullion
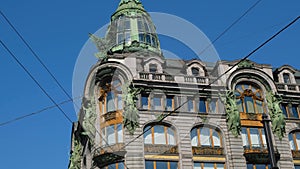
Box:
[197,128,201,147]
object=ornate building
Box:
[69,0,300,169]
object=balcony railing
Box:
[139,72,211,84]
[276,83,300,92]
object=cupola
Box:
[105,0,162,56]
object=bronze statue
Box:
[220,90,241,137]
[82,97,97,144]
[122,83,142,135]
[266,91,286,140]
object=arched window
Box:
[283,73,291,84]
[190,127,222,148]
[191,126,225,169]
[137,16,158,47]
[116,15,131,45]
[235,83,264,114]
[99,79,123,114]
[192,67,200,76]
[143,123,178,169]
[144,124,176,145]
[289,131,300,169]
[99,78,124,146]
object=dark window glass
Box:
[149,64,157,73]
[290,105,299,118]
[146,34,151,44]
[198,98,207,113]
[188,98,194,112]
[142,95,149,109]
[192,67,199,76]
[281,104,288,117]
[166,96,173,111]
[145,161,154,169]
[283,73,291,83]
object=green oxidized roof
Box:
[112,0,146,21]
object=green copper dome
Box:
[105,0,162,56]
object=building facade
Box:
[69,1,300,169]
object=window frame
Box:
[144,124,177,145]
[242,127,267,150]
[193,162,226,169]
[191,127,223,148]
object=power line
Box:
[0,39,73,123]
[0,96,82,127]
[198,0,262,56]
[0,10,81,111]
[202,15,300,91]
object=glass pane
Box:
[192,68,199,76]
[145,161,154,169]
[295,165,300,169]
[108,163,116,169]
[203,163,214,169]
[191,128,198,146]
[142,96,148,109]
[107,125,116,145]
[250,128,261,148]
[144,126,152,144]
[166,97,173,111]
[256,100,263,113]
[281,105,288,117]
[289,133,295,150]
[107,92,115,112]
[151,36,157,47]
[101,128,106,146]
[156,161,168,169]
[125,32,131,43]
[242,128,249,148]
[213,130,221,147]
[138,19,143,31]
[154,125,166,144]
[167,128,176,145]
[216,163,225,169]
[283,73,291,83]
[149,64,157,73]
[255,164,266,169]
[291,105,299,118]
[200,128,211,147]
[118,163,125,169]
[139,33,145,42]
[245,96,255,113]
[236,99,244,112]
[261,129,267,148]
[296,133,300,150]
[153,97,162,110]
[144,22,149,31]
[209,99,217,113]
[117,94,122,109]
[117,124,123,143]
[117,33,124,44]
[199,98,207,113]
[125,19,130,30]
[169,161,178,169]
[247,164,254,169]
[146,34,151,44]
[194,163,201,169]
[117,19,124,32]
[188,99,194,112]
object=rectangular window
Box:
[153,96,163,110]
[107,92,115,112]
[242,128,249,148]
[188,98,194,112]
[117,124,123,143]
[208,99,217,113]
[194,163,225,169]
[107,125,116,145]
[166,96,173,111]
[117,33,124,44]
[198,98,207,113]
[289,105,299,118]
[281,104,288,117]
[242,127,266,150]
[142,95,149,109]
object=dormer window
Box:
[149,64,157,73]
[283,73,291,84]
[192,67,200,76]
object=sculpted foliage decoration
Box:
[69,140,82,169]
[266,91,286,140]
[122,83,142,135]
[82,97,97,144]
[89,33,112,61]
[220,91,241,137]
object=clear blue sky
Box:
[0,0,299,168]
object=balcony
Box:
[243,145,280,164]
[276,83,300,92]
[139,72,210,84]
[92,143,126,168]
[192,146,224,156]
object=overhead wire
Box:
[198,0,262,56]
